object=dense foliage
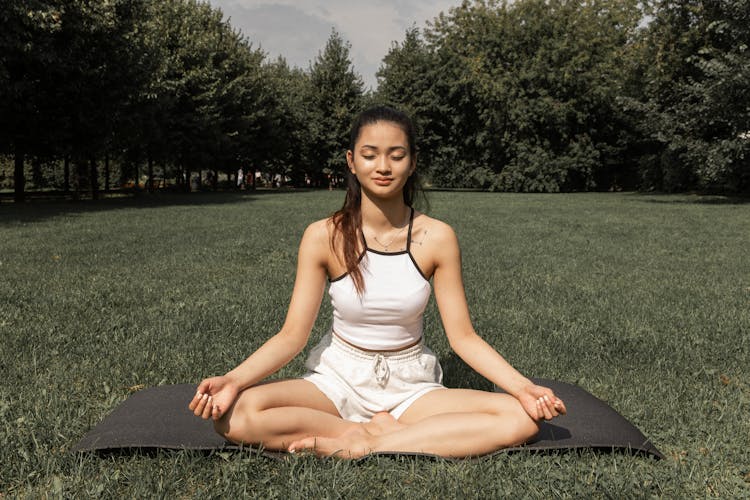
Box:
[377,0,748,192]
[378,0,644,192]
[1,0,748,200]
[0,1,364,201]
[621,0,750,192]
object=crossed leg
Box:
[213,379,402,451]
[287,388,540,458]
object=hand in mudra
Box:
[517,383,567,422]
[188,376,240,421]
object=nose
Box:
[375,156,392,175]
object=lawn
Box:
[1,190,748,497]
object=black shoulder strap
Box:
[406,206,415,251]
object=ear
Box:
[346,150,356,174]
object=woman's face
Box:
[347,121,415,199]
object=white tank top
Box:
[329,208,431,351]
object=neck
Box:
[360,191,409,232]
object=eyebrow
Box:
[359,145,407,152]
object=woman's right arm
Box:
[189,220,330,419]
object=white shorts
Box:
[302,332,445,422]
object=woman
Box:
[189,106,566,458]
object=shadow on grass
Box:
[440,352,492,391]
[0,189,321,225]
[628,192,750,205]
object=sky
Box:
[204,0,461,90]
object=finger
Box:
[211,404,221,421]
[543,395,559,417]
[554,398,567,415]
[535,398,545,421]
[201,396,213,419]
[542,404,553,420]
[192,396,205,416]
[188,390,204,411]
[197,379,212,393]
[193,393,209,416]
[538,397,553,420]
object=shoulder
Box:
[413,212,458,248]
[412,212,460,275]
[298,218,334,262]
[303,218,333,241]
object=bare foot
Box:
[288,425,376,459]
[365,412,406,436]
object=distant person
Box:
[237,168,244,189]
[189,106,566,458]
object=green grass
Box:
[1,190,749,497]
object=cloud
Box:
[208,0,460,89]
[216,3,333,68]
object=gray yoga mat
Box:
[72,379,663,459]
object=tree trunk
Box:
[147,155,154,193]
[13,148,24,203]
[73,161,82,201]
[104,153,110,193]
[31,157,43,188]
[89,158,99,200]
[63,156,70,193]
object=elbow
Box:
[446,329,479,355]
[275,327,310,356]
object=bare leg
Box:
[214,380,407,451]
[288,389,539,458]
[367,412,406,435]
[215,379,356,450]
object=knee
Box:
[508,400,540,445]
[213,394,259,444]
[213,414,231,438]
[515,413,540,444]
[492,398,539,446]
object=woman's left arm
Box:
[431,222,566,421]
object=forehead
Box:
[356,121,408,148]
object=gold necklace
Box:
[371,212,410,251]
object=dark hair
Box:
[331,106,422,294]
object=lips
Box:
[373,178,393,186]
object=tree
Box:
[0,0,64,202]
[0,0,161,201]
[58,0,151,199]
[307,30,364,184]
[126,0,271,191]
[418,0,643,191]
[624,0,750,192]
[262,57,315,186]
[375,27,447,186]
